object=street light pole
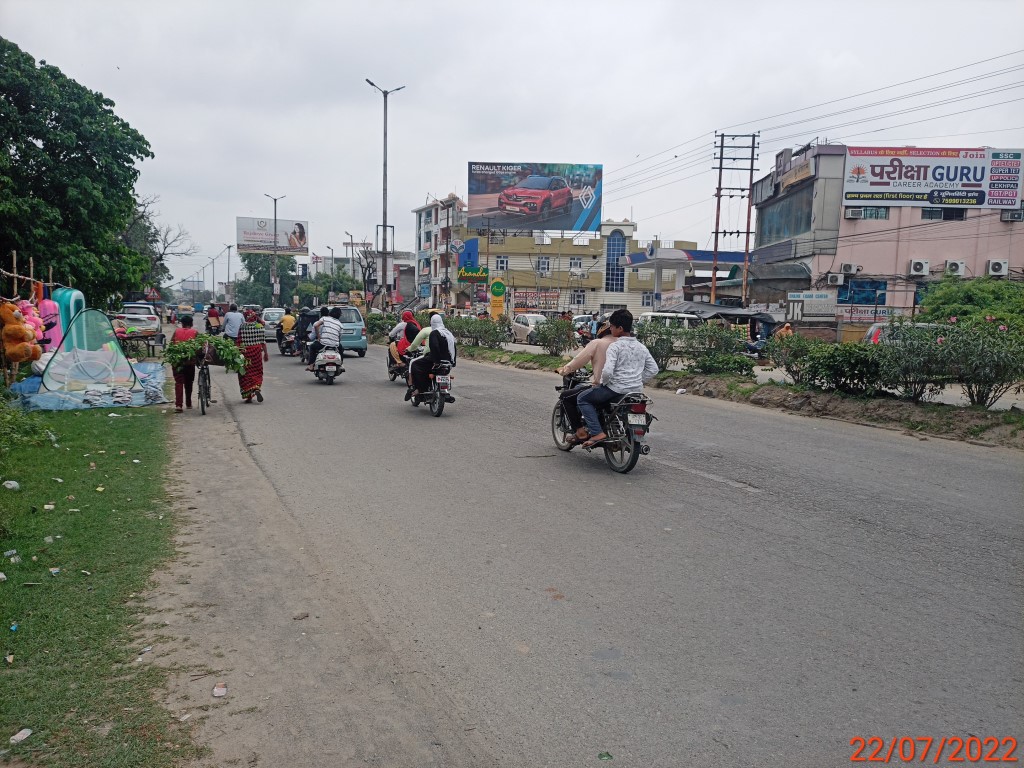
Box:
[224,245,233,304]
[326,245,335,296]
[345,231,355,282]
[366,79,405,311]
[264,193,285,305]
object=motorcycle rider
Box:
[388,310,421,369]
[276,307,296,350]
[555,320,615,444]
[304,306,333,371]
[405,314,456,402]
[577,309,659,448]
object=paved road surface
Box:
[185,344,1022,767]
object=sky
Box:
[4,0,1023,290]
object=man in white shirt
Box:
[306,306,344,372]
[555,321,616,443]
[577,309,659,447]
[221,304,245,340]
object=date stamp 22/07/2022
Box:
[850,736,1017,763]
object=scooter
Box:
[312,346,344,384]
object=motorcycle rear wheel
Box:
[429,391,445,417]
[603,429,640,474]
[550,403,575,451]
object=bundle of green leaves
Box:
[162,334,246,374]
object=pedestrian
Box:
[774,322,794,340]
[236,309,269,403]
[170,315,198,413]
[221,303,245,340]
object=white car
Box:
[116,303,162,336]
[511,313,547,344]
[261,308,286,341]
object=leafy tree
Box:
[0,38,154,302]
[918,277,1024,330]
[119,195,197,290]
[233,252,297,307]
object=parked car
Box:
[261,308,286,342]
[636,311,702,330]
[331,305,368,356]
[511,313,548,344]
[862,322,943,344]
[498,176,573,219]
[116,303,162,336]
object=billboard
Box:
[236,217,309,255]
[180,279,204,292]
[843,147,1021,208]
[468,162,602,232]
[513,289,561,311]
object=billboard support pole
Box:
[265,194,286,303]
[225,245,233,304]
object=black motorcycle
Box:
[278,331,298,356]
[551,369,655,474]
[386,332,420,382]
[409,361,453,417]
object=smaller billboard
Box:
[180,279,204,292]
[236,217,309,255]
[468,162,603,232]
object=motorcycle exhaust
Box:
[639,444,651,455]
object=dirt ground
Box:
[137,395,494,767]
[652,375,1024,451]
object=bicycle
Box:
[195,344,212,415]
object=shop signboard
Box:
[842,147,1021,208]
[513,289,561,311]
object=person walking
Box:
[236,309,269,403]
[170,315,198,413]
[221,303,245,340]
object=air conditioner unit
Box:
[1000,209,1024,222]
[945,260,967,276]
[987,259,1009,276]
[840,263,856,274]
[844,208,864,219]
[827,273,844,285]
[908,259,929,276]
[536,271,551,278]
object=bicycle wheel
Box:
[198,365,211,415]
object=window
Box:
[837,279,887,306]
[641,291,654,307]
[862,207,889,220]
[922,208,966,221]
[571,290,586,306]
[495,256,508,271]
[536,256,551,273]
[569,257,582,269]
[605,231,626,292]
[755,185,813,247]
[424,210,433,223]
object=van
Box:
[636,312,701,330]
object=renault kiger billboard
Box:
[468,162,603,232]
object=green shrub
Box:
[691,352,755,377]
[635,322,680,370]
[875,319,948,403]
[445,317,507,348]
[765,334,821,385]
[534,318,576,356]
[805,342,884,395]
[939,317,1024,407]
[365,312,397,340]
[675,323,751,377]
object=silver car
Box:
[511,313,547,344]
[261,308,286,341]
[116,303,161,335]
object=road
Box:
[164,343,1022,767]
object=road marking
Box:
[648,456,761,493]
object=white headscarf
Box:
[430,314,456,360]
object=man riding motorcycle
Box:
[388,310,421,371]
[555,320,615,444]
[276,307,296,350]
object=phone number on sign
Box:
[850,736,1017,762]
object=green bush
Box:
[918,277,1024,331]
[365,312,397,340]
[939,317,1024,407]
[676,323,752,377]
[635,322,680,370]
[444,317,507,348]
[875,319,948,403]
[691,352,755,377]
[534,318,576,356]
[765,334,821,386]
[805,342,884,395]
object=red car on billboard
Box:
[497,175,573,219]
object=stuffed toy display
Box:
[17,300,47,344]
[0,301,43,363]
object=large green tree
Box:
[232,252,298,307]
[918,277,1024,330]
[0,38,154,302]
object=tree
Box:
[918,277,1024,330]
[232,252,298,307]
[0,38,155,302]
[119,195,198,290]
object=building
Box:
[411,196,699,314]
[751,141,1023,324]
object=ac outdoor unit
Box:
[987,259,1009,276]
[908,259,930,276]
[536,271,551,278]
[1000,209,1024,222]
[840,263,856,274]
[945,260,967,276]
[827,273,844,286]
[844,208,864,219]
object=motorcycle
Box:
[312,345,344,384]
[386,331,420,381]
[409,360,454,417]
[550,369,655,474]
[205,318,223,335]
[278,331,298,356]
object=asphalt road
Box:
[221,344,1022,767]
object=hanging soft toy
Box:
[17,300,47,344]
[0,302,43,363]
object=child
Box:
[171,315,198,412]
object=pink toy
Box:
[17,301,44,341]
[37,296,62,352]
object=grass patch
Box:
[458,346,567,370]
[0,406,197,766]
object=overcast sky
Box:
[5,0,1023,288]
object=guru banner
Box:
[843,147,1021,208]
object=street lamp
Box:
[264,193,286,304]
[325,245,335,296]
[345,231,355,281]
[223,245,233,304]
[366,78,405,310]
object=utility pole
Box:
[265,193,285,304]
[742,134,759,306]
[711,133,758,305]
[224,245,233,304]
[345,231,356,281]
[366,79,405,312]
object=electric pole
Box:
[265,193,285,304]
[710,133,758,305]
